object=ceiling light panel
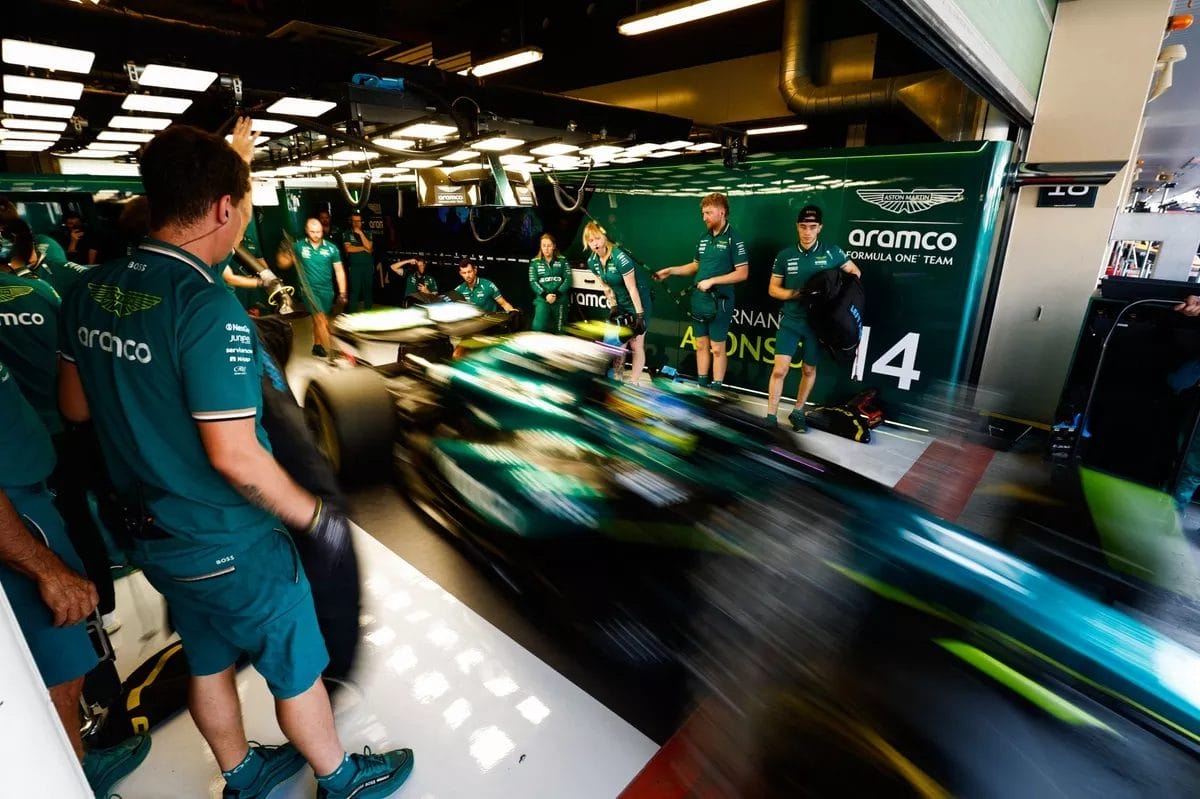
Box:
[1,40,94,73]
[469,47,543,78]
[329,148,371,162]
[138,64,217,92]
[396,122,458,139]
[746,123,809,135]
[3,99,74,119]
[398,159,444,168]
[472,136,525,151]
[618,0,772,36]
[499,154,534,164]
[529,142,580,156]
[87,142,141,152]
[371,137,418,151]
[441,149,479,162]
[580,145,623,158]
[250,118,296,134]
[3,74,84,100]
[2,117,66,132]
[0,140,52,152]
[266,97,337,117]
[97,130,154,142]
[0,130,60,141]
[122,95,192,114]
[108,115,172,130]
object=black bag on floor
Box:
[805,405,872,443]
[88,642,189,748]
[844,387,885,429]
[804,269,865,362]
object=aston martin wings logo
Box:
[857,188,965,215]
[0,285,34,303]
[88,284,162,318]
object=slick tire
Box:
[304,368,395,483]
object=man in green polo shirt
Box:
[454,258,515,313]
[278,218,347,358]
[220,216,275,311]
[529,233,571,333]
[389,256,439,303]
[766,205,861,432]
[0,198,92,296]
[58,120,413,799]
[340,212,375,312]
[654,192,748,388]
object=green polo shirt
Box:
[695,223,747,301]
[587,246,651,316]
[33,233,67,270]
[339,228,375,271]
[59,239,277,546]
[529,255,570,299]
[455,277,505,311]
[0,271,62,434]
[293,238,340,294]
[772,240,848,320]
[405,270,438,298]
[37,259,93,298]
[0,361,56,486]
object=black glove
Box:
[296,497,351,571]
[633,313,647,336]
[332,293,348,316]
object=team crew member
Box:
[583,221,652,383]
[61,210,98,265]
[0,199,90,295]
[529,233,571,333]
[278,218,347,358]
[454,259,515,312]
[340,212,375,312]
[389,256,438,301]
[58,120,414,799]
[0,360,151,797]
[766,205,861,432]
[220,220,277,310]
[654,193,748,388]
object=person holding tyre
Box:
[583,221,652,384]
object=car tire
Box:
[304,369,395,483]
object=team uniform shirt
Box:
[33,233,67,271]
[455,277,505,312]
[695,223,748,300]
[59,238,278,549]
[529,255,571,298]
[339,228,375,271]
[0,271,62,434]
[587,246,652,316]
[405,270,438,297]
[293,238,339,294]
[0,361,56,486]
[772,240,849,320]
[37,259,93,298]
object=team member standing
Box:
[278,217,347,358]
[529,233,571,334]
[454,258,515,313]
[0,359,151,797]
[340,212,375,312]
[59,121,414,799]
[61,210,99,265]
[583,221,652,383]
[654,193,748,388]
[389,256,439,302]
[220,220,275,310]
[766,205,861,431]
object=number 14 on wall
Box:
[851,328,921,390]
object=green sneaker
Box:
[765,413,778,427]
[317,747,414,799]
[222,741,307,798]
[788,409,808,433]
[83,733,151,799]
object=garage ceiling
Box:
[1135,0,1200,199]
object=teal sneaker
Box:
[765,413,778,427]
[317,747,414,799]
[83,733,151,799]
[788,409,808,433]
[222,741,307,798]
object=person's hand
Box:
[1176,296,1200,317]
[256,268,278,288]
[654,267,671,281]
[229,116,259,165]
[545,293,557,304]
[333,293,348,315]
[296,498,352,572]
[633,313,647,336]
[696,278,714,292]
[70,229,84,243]
[36,561,98,627]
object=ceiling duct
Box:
[779,0,973,140]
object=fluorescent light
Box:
[65,149,123,159]
[745,123,809,135]
[472,136,524,151]
[276,166,308,175]
[618,0,772,36]
[371,137,417,152]
[122,95,193,114]
[396,122,458,139]
[108,115,171,130]
[2,40,94,74]
[266,97,336,117]
[2,117,66,132]
[542,156,582,169]
[97,130,153,142]
[301,159,338,168]
[441,149,479,162]
[87,142,140,151]
[529,142,579,156]
[3,74,84,100]
[398,158,443,168]
[687,142,722,152]
[611,157,645,164]
[57,159,140,176]
[0,130,59,141]
[468,47,543,78]
[499,154,534,164]
[0,140,51,152]
[3,99,74,119]
[138,64,217,92]
[660,140,693,149]
[580,144,623,158]
[329,148,372,162]
[250,118,295,134]
[646,150,678,158]
[224,134,269,146]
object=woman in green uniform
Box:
[529,233,571,333]
[582,221,651,383]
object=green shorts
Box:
[692,295,734,343]
[774,316,821,367]
[0,485,98,687]
[132,529,328,699]
[308,286,335,315]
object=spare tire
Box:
[304,368,395,483]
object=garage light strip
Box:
[618,0,773,36]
